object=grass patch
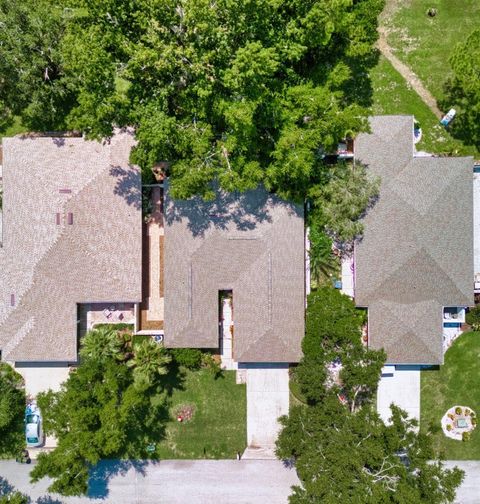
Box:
[421,331,480,459]
[370,55,473,155]
[385,0,480,102]
[155,367,246,459]
[382,0,480,157]
[289,367,307,406]
[1,116,28,138]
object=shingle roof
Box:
[0,130,142,361]
[354,115,474,364]
[164,186,305,362]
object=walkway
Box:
[0,459,300,504]
[378,1,443,119]
[139,186,164,331]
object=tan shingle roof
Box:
[0,131,142,361]
[164,186,305,362]
[355,116,474,364]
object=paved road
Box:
[0,459,299,504]
[2,459,476,503]
[444,461,480,504]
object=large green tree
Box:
[0,363,25,458]
[0,0,73,132]
[297,287,384,410]
[278,288,463,503]
[277,401,464,503]
[443,28,480,150]
[0,0,382,196]
[31,329,170,496]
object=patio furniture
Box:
[456,417,468,429]
[103,308,112,319]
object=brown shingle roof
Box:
[355,116,474,364]
[0,130,142,361]
[163,185,305,362]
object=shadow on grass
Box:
[88,459,159,499]
[161,360,187,397]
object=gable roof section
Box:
[0,131,142,362]
[164,186,305,362]
[355,115,473,364]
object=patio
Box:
[81,303,135,331]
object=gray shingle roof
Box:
[164,185,305,362]
[0,131,142,361]
[355,116,474,364]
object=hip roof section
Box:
[355,115,474,364]
[0,131,142,362]
[164,186,305,362]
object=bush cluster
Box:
[170,348,203,370]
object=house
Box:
[163,185,305,363]
[0,132,306,449]
[0,130,142,394]
[347,115,474,421]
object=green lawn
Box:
[385,0,480,102]
[370,55,472,155]
[155,368,246,459]
[381,0,480,157]
[421,332,480,459]
[1,116,28,138]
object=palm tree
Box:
[79,326,123,362]
[309,225,337,284]
[128,338,171,388]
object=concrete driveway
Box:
[0,459,299,504]
[377,366,420,423]
[245,363,289,448]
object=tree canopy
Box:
[0,0,382,198]
[297,287,385,412]
[278,288,464,503]
[0,363,25,458]
[31,329,171,496]
[443,28,480,150]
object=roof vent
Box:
[59,189,72,194]
[67,213,73,225]
[55,213,61,225]
[10,294,15,307]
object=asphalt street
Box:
[0,459,300,504]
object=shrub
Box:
[446,424,452,431]
[170,348,203,370]
[462,431,471,442]
[472,417,477,426]
[202,353,223,378]
[466,306,480,330]
[448,413,455,421]
[455,407,462,415]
